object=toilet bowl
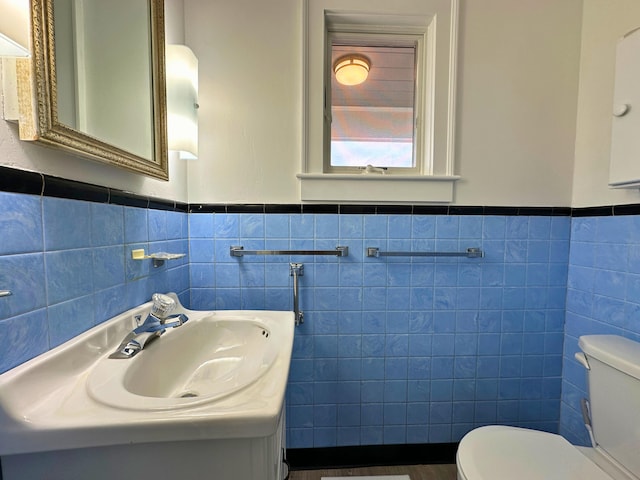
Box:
[456,335,640,480]
[457,425,627,480]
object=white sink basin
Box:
[88,314,280,410]
[0,296,294,457]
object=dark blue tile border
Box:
[147,199,179,212]
[265,204,303,214]
[377,205,413,215]
[303,204,340,214]
[484,206,519,215]
[43,176,109,203]
[551,207,573,216]
[340,204,377,214]
[0,166,186,212]
[226,204,266,213]
[199,204,565,216]
[612,204,640,215]
[3,165,640,217]
[189,204,227,213]
[572,206,614,217]
[287,443,458,469]
[517,207,563,216]
[110,191,149,208]
[0,168,42,195]
[448,206,484,215]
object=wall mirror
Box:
[15,0,168,180]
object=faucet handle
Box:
[151,293,175,319]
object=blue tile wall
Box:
[188,212,570,447]
[5,187,603,449]
[560,215,640,446]
[0,191,189,372]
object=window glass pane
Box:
[331,140,413,167]
[330,43,416,169]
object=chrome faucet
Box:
[109,293,188,359]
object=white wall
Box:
[571,0,640,208]
[166,0,186,44]
[185,0,583,206]
[5,0,638,208]
[0,1,188,203]
[184,0,302,205]
[454,0,582,207]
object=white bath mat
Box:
[321,476,410,480]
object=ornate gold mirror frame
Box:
[15,0,168,180]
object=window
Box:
[328,37,420,173]
[299,0,460,203]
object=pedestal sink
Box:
[0,294,294,480]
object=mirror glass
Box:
[21,0,168,179]
[53,0,153,160]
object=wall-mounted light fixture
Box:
[166,44,198,160]
[0,0,29,57]
[333,54,370,86]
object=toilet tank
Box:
[579,335,640,477]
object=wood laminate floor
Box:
[288,464,458,480]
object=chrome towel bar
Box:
[230,246,349,257]
[366,247,484,258]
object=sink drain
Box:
[178,391,199,398]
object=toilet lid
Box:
[457,426,612,480]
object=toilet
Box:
[456,335,640,480]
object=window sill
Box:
[297,173,460,203]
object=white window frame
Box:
[298,0,460,203]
